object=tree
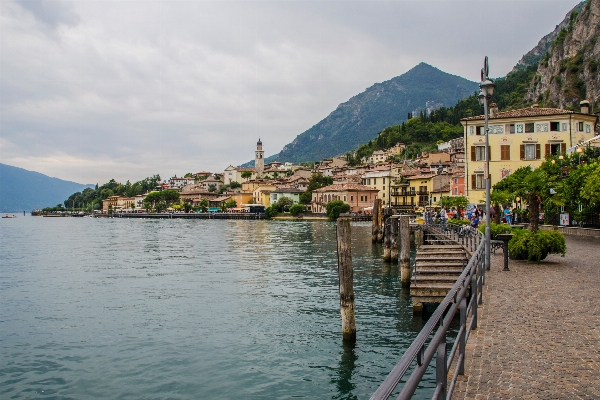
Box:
[490,191,511,223]
[208,184,217,192]
[225,199,237,209]
[441,196,468,215]
[580,162,600,204]
[325,200,350,220]
[199,198,209,212]
[276,196,294,212]
[230,181,242,189]
[289,203,305,216]
[183,201,194,213]
[241,171,253,181]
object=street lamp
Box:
[577,147,583,164]
[478,56,496,271]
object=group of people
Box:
[422,204,515,230]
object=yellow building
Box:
[462,103,598,203]
[395,174,450,208]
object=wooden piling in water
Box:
[383,216,392,261]
[377,202,384,242]
[371,198,381,242]
[390,216,399,262]
[399,215,411,288]
[336,218,356,342]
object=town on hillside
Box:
[94,100,600,219]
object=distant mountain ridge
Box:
[0,163,94,212]
[250,63,478,165]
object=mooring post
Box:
[377,201,384,242]
[371,198,381,243]
[390,216,399,262]
[399,215,411,288]
[336,217,356,342]
[383,216,392,261]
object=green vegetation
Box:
[300,173,333,205]
[63,175,161,211]
[289,204,305,216]
[508,229,566,261]
[325,200,350,220]
[143,190,180,212]
[275,197,294,212]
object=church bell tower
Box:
[255,138,264,178]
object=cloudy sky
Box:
[1,0,580,184]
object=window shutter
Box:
[488,146,491,161]
[561,143,566,153]
[471,146,476,161]
[471,175,476,190]
[545,144,551,157]
[536,144,541,159]
[520,145,525,160]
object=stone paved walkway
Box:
[452,236,600,400]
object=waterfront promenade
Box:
[452,235,600,399]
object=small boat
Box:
[2,214,17,218]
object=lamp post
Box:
[577,147,583,164]
[478,57,496,271]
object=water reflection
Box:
[333,340,359,400]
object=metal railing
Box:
[371,223,486,400]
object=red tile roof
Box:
[313,184,379,193]
[461,107,574,121]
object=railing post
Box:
[471,272,478,330]
[459,298,467,375]
[435,341,447,400]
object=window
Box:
[506,124,515,134]
[383,178,385,184]
[350,196,353,202]
[500,145,511,160]
[520,144,541,160]
[578,122,584,131]
[546,143,566,156]
[454,188,458,195]
[373,178,377,184]
[471,173,485,189]
[343,195,346,201]
[454,178,458,184]
[525,123,534,133]
[474,145,487,161]
[475,126,485,135]
[550,122,560,132]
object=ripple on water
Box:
[0,217,446,399]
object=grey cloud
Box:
[15,0,79,28]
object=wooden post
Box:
[390,216,399,262]
[371,198,380,243]
[399,215,411,288]
[377,201,384,242]
[383,217,392,261]
[336,218,356,342]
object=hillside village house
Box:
[311,184,379,213]
[361,165,396,206]
[462,102,599,203]
[223,166,257,185]
[269,188,304,206]
[169,177,195,189]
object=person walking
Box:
[504,206,512,225]
[440,206,448,232]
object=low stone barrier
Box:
[540,224,600,238]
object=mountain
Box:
[0,163,94,212]
[265,63,478,164]
[526,0,600,110]
[512,2,585,72]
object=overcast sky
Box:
[1,0,581,184]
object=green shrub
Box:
[478,223,513,239]
[449,219,470,226]
[325,200,351,220]
[507,229,566,261]
[289,204,305,216]
[264,205,279,219]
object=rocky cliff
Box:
[527,0,600,110]
[512,2,584,72]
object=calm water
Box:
[1,216,442,399]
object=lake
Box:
[1,216,441,399]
